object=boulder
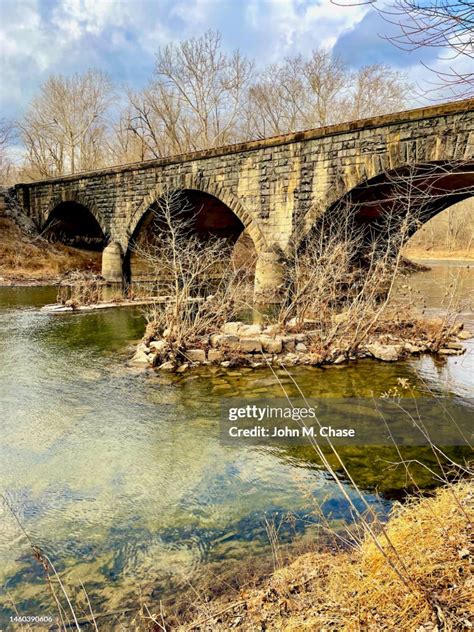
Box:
[130,349,150,366]
[210,333,221,348]
[186,349,206,363]
[176,363,189,373]
[158,360,175,371]
[208,349,224,363]
[439,348,464,355]
[295,333,306,343]
[239,323,262,336]
[218,334,239,348]
[264,324,280,335]
[261,336,283,354]
[221,360,232,368]
[403,342,421,354]
[147,352,159,367]
[333,354,346,365]
[457,329,472,340]
[366,343,400,362]
[150,340,167,353]
[445,341,463,350]
[222,321,243,335]
[281,336,296,352]
[239,338,262,353]
[296,342,307,352]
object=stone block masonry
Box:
[8,100,474,297]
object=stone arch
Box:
[298,159,474,249]
[45,191,108,239]
[124,175,266,255]
[44,192,108,250]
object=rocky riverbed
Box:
[130,317,471,372]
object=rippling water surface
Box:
[0,264,472,625]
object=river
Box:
[0,262,472,627]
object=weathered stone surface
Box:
[176,363,189,373]
[457,330,472,340]
[208,349,224,363]
[130,349,150,365]
[150,340,167,352]
[404,342,421,354]
[366,343,400,362]
[239,324,262,336]
[239,338,262,353]
[9,101,470,303]
[445,341,463,350]
[333,354,346,364]
[222,322,243,335]
[296,342,308,352]
[158,360,175,370]
[186,349,206,362]
[260,336,283,354]
[439,348,464,355]
[281,336,296,352]
[218,334,239,348]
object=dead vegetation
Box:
[167,481,473,631]
[0,217,101,283]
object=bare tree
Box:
[19,70,114,178]
[133,190,251,362]
[332,0,473,98]
[127,31,254,156]
[0,119,14,183]
[247,50,410,137]
[380,0,474,97]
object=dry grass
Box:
[0,218,101,282]
[176,481,473,631]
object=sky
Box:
[0,0,468,123]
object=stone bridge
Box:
[9,99,474,294]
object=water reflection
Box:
[0,262,472,623]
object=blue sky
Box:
[0,0,465,122]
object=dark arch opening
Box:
[45,201,106,251]
[125,189,256,284]
[320,161,474,259]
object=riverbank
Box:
[0,217,100,285]
[169,480,473,631]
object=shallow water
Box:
[0,264,472,625]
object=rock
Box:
[210,333,221,347]
[295,333,306,342]
[239,338,262,353]
[137,343,150,354]
[150,340,167,353]
[176,363,189,373]
[366,343,400,362]
[208,349,224,363]
[221,361,232,368]
[439,348,464,355]
[281,336,296,352]
[239,323,262,336]
[130,349,150,366]
[217,334,239,348]
[445,341,463,350]
[333,354,346,364]
[222,321,243,335]
[296,342,307,352]
[260,336,283,354]
[264,324,280,335]
[158,360,175,371]
[185,348,206,363]
[404,342,421,354]
[457,329,472,340]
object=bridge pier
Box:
[254,248,286,303]
[101,242,123,283]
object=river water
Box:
[0,263,472,626]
